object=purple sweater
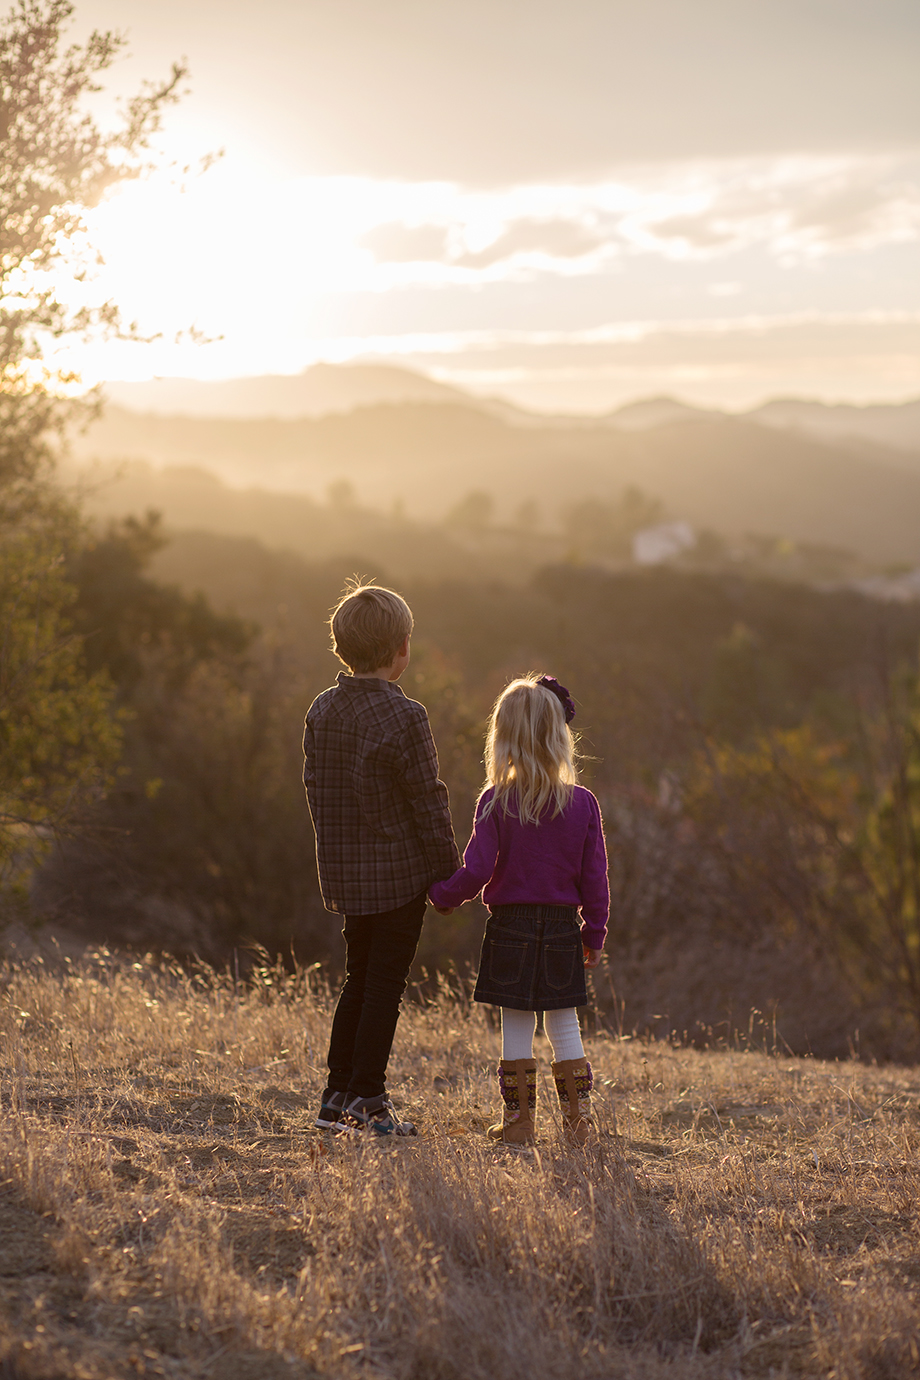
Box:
[428,784,609,949]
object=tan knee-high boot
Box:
[552,1058,594,1145]
[487,1059,537,1144]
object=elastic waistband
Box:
[489,904,579,922]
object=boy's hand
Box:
[432,904,454,915]
[583,945,603,969]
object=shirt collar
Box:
[336,671,405,696]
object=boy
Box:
[303,582,461,1135]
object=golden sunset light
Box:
[5,7,920,1377]
[46,0,920,412]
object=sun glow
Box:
[49,150,920,406]
[64,167,377,378]
[54,166,447,379]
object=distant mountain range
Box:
[71,389,920,566]
[746,396,920,456]
[102,362,920,455]
[103,363,467,420]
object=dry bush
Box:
[2,948,920,1379]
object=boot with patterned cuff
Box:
[552,1058,594,1145]
[487,1058,538,1144]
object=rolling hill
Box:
[100,363,920,453]
[748,396,920,460]
[101,362,469,419]
[72,400,920,565]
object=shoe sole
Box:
[340,1119,417,1137]
[314,1115,348,1130]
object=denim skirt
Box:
[472,904,588,1012]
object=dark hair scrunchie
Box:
[537,674,576,724]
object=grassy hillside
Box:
[72,403,920,563]
[33,523,920,1058]
[3,949,920,1380]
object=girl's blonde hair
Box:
[482,676,578,824]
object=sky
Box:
[52,0,920,412]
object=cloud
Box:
[453,219,609,267]
[177,0,920,183]
[359,223,450,263]
[631,155,920,260]
[359,214,611,270]
[307,310,920,411]
[76,1,920,188]
[788,171,920,250]
[71,306,920,412]
[643,215,737,251]
[243,310,920,382]
[348,154,920,287]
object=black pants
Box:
[325,891,427,1100]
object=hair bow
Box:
[537,675,576,724]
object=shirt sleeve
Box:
[302,714,316,806]
[395,707,462,882]
[429,796,500,907]
[578,793,609,950]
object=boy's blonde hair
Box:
[482,675,578,824]
[330,581,414,673]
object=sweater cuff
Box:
[580,922,607,951]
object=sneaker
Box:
[343,1093,417,1136]
[314,1089,348,1130]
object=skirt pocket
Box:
[543,940,579,991]
[487,939,528,987]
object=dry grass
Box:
[2,949,920,1380]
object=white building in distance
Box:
[633,521,696,566]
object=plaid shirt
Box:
[303,672,461,915]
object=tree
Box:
[68,511,252,692]
[0,492,121,905]
[41,525,269,959]
[445,489,494,532]
[700,621,789,742]
[683,683,920,1059]
[0,0,186,908]
[562,486,664,562]
[2,0,186,475]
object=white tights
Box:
[500,1007,585,1063]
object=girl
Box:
[429,675,608,1145]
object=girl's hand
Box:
[583,945,603,969]
[433,904,454,915]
